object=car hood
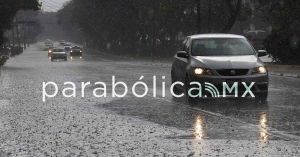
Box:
[191,55,263,69]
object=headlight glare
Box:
[194,68,204,75]
[193,68,213,75]
[258,66,267,73]
[253,66,267,74]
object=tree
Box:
[58,0,247,58]
[260,0,300,64]
[0,0,40,45]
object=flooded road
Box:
[0,43,299,156]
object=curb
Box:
[269,72,300,78]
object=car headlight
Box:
[193,68,213,75]
[194,68,204,75]
[252,66,267,74]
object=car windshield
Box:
[53,49,64,52]
[191,38,256,56]
[72,46,80,49]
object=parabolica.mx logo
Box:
[42,76,256,102]
[185,81,255,98]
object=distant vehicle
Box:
[171,34,269,102]
[45,39,54,47]
[50,48,67,62]
[0,46,10,66]
[64,43,72,47]
[44,39,51,44]
[64,46,72,54]
[45,42,54,47]
[59,40,66,45]
[48,46,55,57]
[70,46,83,59]
[45,43,53,47]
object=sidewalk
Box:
[267,64,300,78]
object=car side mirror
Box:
[258,50,267,57]
[177,51,189,58]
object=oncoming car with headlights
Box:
[70,46,83,59]
[171,34,269,102]
[48,46,54,57]
[50,48,67,62]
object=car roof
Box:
[189,34,246,39]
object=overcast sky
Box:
[41,0,71,12]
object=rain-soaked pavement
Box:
[0,43,299,156]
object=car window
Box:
[191,38,256,56]
[53,49,64,52]
[72,46,80,49]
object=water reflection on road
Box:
[194,115,205,140]
[259,112,269,143]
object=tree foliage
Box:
[261,0,300,64]
[58,0,245,57]
[0,0,40,44]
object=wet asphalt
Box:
[0,43,299,156]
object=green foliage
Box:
[265,31,300,64]
[262,0,300,64]
[58,0,245,57]
[0,0,40,44]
